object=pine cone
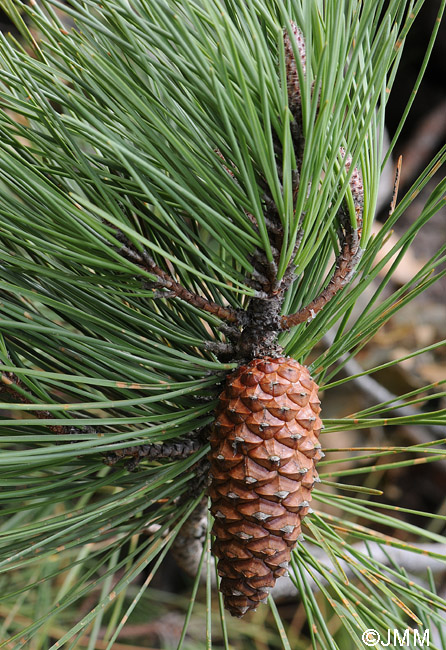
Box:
[208,356,323,617]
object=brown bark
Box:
[0,371,87,435]
[104,438,202,470]
[117,235,239,323]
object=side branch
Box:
[116,232,239,323]
[280,208,363,330]
[0,370,94,436]
[104,438,202,471]
[279,24,365,331]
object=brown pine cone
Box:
[208,356,323,617]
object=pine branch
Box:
[104,437,203,471]
[0,369,94,437]
[116,231,239,323]
[284,23,307,168]
[171,496,208,577]
[281,204,363,329]
[280,27,365,330]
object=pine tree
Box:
[0,0,445,647]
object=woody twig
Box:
[279,25,364,330]
[284,22,307,169]
[116,231,239,323]
[104,437,203,471]
[0,367,93,436]
[117,22,365,359]
[281,149,364,330]
[215,151,285,296]
[389,155,402,217]
[1,365,204,469]
[280,207,363,330]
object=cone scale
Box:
[208,356,323,617]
